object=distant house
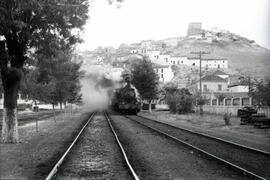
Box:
[154,65,174,83]
[188,74,228,95]
[200,74,227,92]
[187,57,228,69]
[146,50,161,60]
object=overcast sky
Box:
[76,0,270,50]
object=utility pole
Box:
[190,51,210,115]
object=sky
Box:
[76,0,270,51]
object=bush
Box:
[223,112,232,125]
[166,88,194,114]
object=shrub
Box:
[165,88,194,114]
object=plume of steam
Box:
[80,65,124,111]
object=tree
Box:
[23,50,83,108]
[0,0,89,143]
[251,79,270,107]
[163,83,194,114]
[131,58,159,113]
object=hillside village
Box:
[2,23,267,114]
[70,22,266,115]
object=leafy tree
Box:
[131,58,159,113]
[0,0,89,143]
[251,79,270,107]
[165,86,194,114]
[23,50,83,108]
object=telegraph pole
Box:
[190,51,210,115]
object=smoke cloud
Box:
[80,65,123,112]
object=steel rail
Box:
[126,115,267,180]
[45,112,96,180]
[104,111,139,180]
[137,115,270,156]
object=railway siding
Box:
[109,114,248,179]
[127,115,270,179]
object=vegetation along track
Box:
[125,115,270,180]
[45,112,96,180]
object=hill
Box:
[170,33,270,79]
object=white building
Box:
[169,56,189,65]
[154,65,174,83]
[187,57,228,69]
[146,50,161,60]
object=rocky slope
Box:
[171,33,270,79]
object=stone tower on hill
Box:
[187,22,202,36]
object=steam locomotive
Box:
[111,83,141,115]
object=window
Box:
[192,63,195,66]
[217,64,220,68]
[161,74,163,78]
[181,61,183,63]
[161,69,163,73]
[218,84,222,91]
[203,84,207,91]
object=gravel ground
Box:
[128,115,270,178]
[55,112,132,179]
[139,111,270,152]
[110,114,249,179]
[0,111,91,179]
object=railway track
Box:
[108,112,252,179]
[44,111,269,179]
[45,112,96,180]
[125,114,270,180]
[46,111,136,180]
[104,111,139,180]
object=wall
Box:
[197,105,270,117]
[229,85,249,92]
[156,66,174,82]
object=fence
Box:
[196,105,270,117]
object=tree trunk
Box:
[1,72,21,143]
[149,100,152,113]
[2,108,18,143]
[53,104,56,123]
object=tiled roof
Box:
[201,75,228,82]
